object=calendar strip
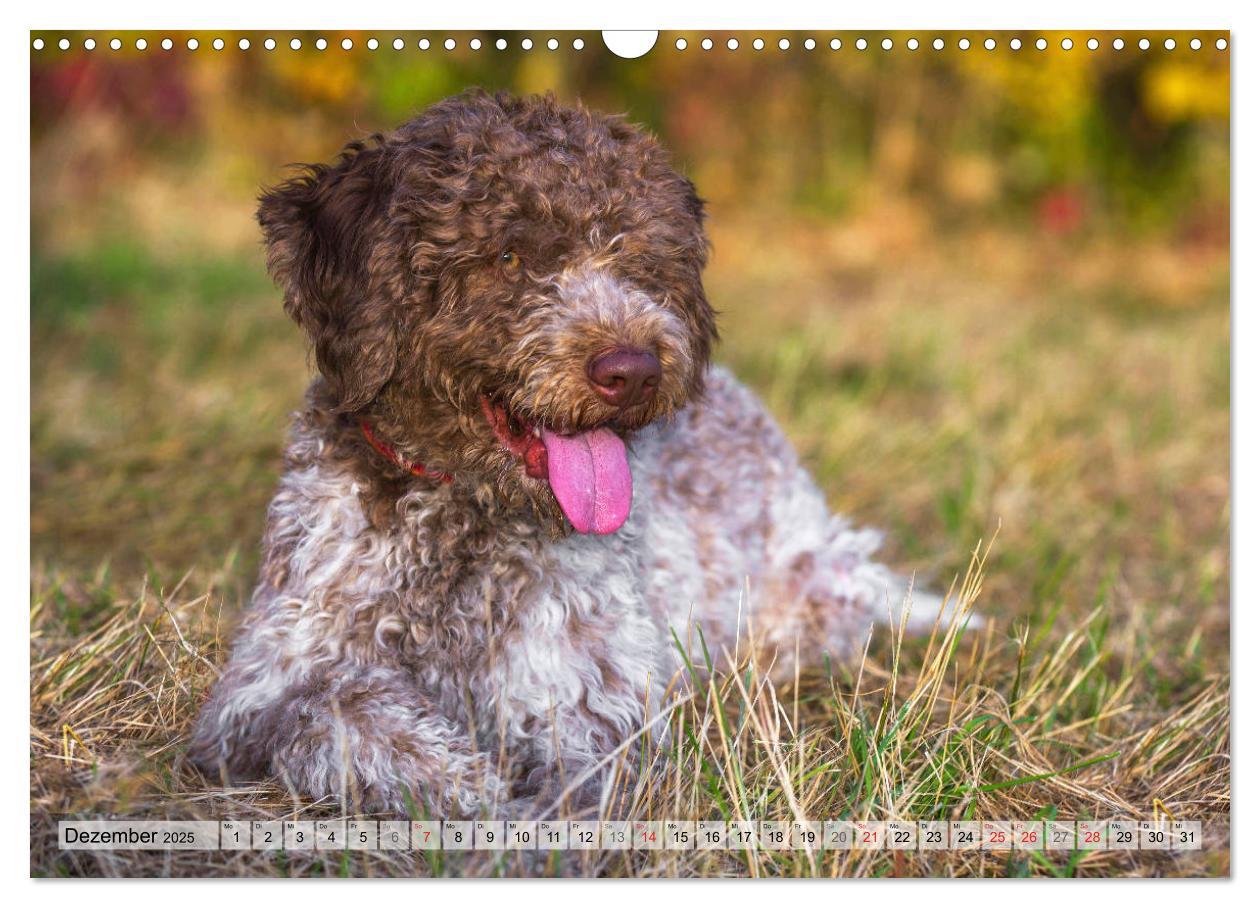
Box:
[58,819,1205,852]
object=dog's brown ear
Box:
[680,176,707,229]
[258,139,398,412]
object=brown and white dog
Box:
[190,90,943,818]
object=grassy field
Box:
[30,209,1229,877]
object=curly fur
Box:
[190,90,943,818]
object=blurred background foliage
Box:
[32,31,1229,258]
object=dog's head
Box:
[259,90,715,535]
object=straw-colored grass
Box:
[31,214,1229,877]
[29,539,1227,877]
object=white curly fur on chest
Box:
[270,445,674,754]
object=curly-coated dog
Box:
[191,90,945,818]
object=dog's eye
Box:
[500,251,522,272]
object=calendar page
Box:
[28,17,1230,882]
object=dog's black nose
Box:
[588,348,661,408]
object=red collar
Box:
[359,420,454,484]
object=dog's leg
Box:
[647,367,981,681]
[518,719,651,821]
[501,622,669,821]
[751,469,989,677]
[191,635,503,817]
[753,470,891,672]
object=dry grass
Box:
[29,540,1228,878]
[30,208,1230,877]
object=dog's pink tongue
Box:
[541,427,632,535]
